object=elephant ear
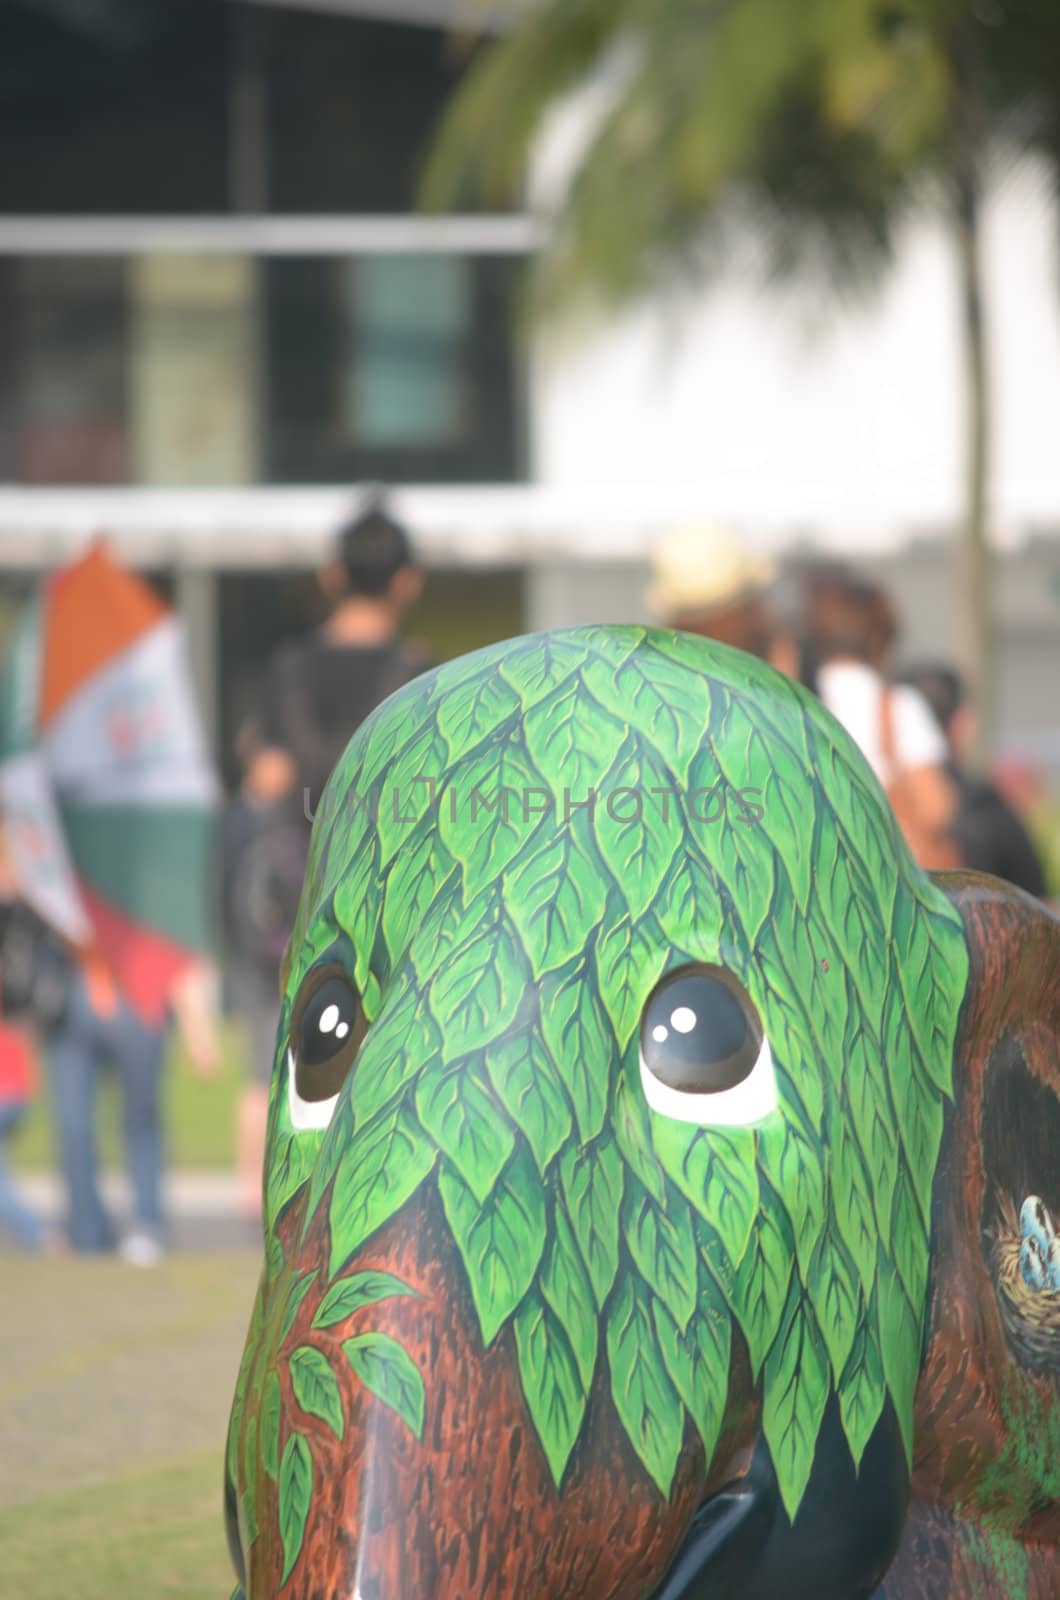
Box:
[924,872,1058,1382]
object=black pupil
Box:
[295,975,361,1100]
[641,971,758,1094]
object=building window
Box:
[0,250,523,486]
[1,258,128,484]
[349,255,470,451]
[265,254,522,484]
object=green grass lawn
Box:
[13,1022,253,1174]
[0,1251,261,1598]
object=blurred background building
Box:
[1,0,1059,776]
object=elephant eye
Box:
[288,967,366,1131]
[639,966,777,1127]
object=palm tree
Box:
[424,0,1060,763]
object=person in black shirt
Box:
[252,498,433,824]
[898,663,1047,897]
[227,502,433,1159]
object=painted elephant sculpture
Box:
[224,626,1060,1598]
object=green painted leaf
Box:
[845,1028,900,1247]
[428,917,526,1054]
[891,1166,929,1312]
[435,665,520,757]
[651,1121,758,1269]
[406,877,478,982]
[266,1127,317,1232]
[622,1174,699,1333]
[265,1226,285,1285]
[242,1411,258,1502]
[806,1227,860,1384]
[485,1028,573,1175]
[351,977,440,1128]
[691,726,774,947]
[612,1068,666,1206]
[504,809,607,977]
[837,1305,886,1472]
[240,1487,258,1551]
[343,1332,425,1440]
[559,1135,625,1309]
[813,816,887,1038]
[496,633,587,711]
[355,694,411,794]
[656,850,724,951]
[810,722,900,921]
[755,972,823,1131]
[898,1070,944,1231]
[522,674,624,801]
[761,1281,830,1522]
[581,646,711,785]
[606,1275,685,1498]
[730,1192,794,1378]
[754,875,829,1128]
[830,1118,879,1296]
[437,736,547,902]
[328,1099,437,1278]
[438,1143,546,1345]
[594,909,669,1053]
[539,957,613,1142]
[331,835,382,988]
[313,1270,419,1329]
[755,741,814,912]
[302,1094,354,1235]
[280,1272,318,1347]
[879,1268,921,1465]
[261,1370,282,1482]
[375,719,448,869]
[513,1285,589,1487]
[381,825,460,966]
[228,1290,262,1487]
[540,1203,598,1391]
[890,893,964,1098]
[290,1344,345,1440]
[757,1116,826,1277]
[592,738,685,922]
[415,1055,515,1204]
[279,1432,313,1584]
[427,645,511,706]
[652,1287,730,1466]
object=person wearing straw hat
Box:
[646,524,777,658]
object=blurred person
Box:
[231,499,433,1094]
[646,524,777,658]
[44,945,218,1263]
[899,663,1047,897]
[0,1022,47,1251]
[222,717,299,1219]
[992,757,1046,821]
[0,541,220,1262]
[250,496,432,825]
[763,558,854,689]
[0,829,64,1253]
[810,572,961,869]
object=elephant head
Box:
[224,626,1055,1599]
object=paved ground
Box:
[1,1249,261,1597]
[17,1169,262,1252]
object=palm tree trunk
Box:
[952,56,993,772]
